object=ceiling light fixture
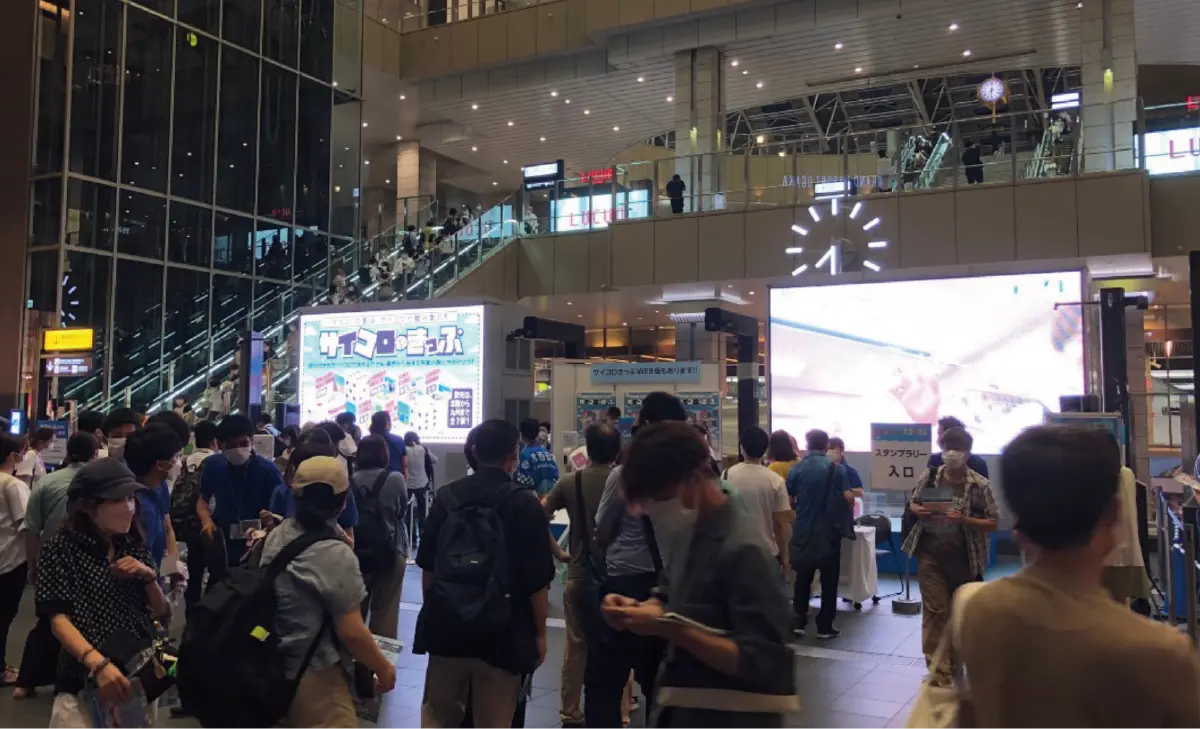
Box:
[756,134,765,143]
[855,67,863,73]
[834,41,843,50]
[364,160,370,165]
[792,264,808,276]
[665,96,673,102]
[471,103,479,110]
[399,94,406,99]
[849,201,863,219]
[731,59,739,67]
[962,49,972,57]
[868,240,888,248]
[790,224,808,236]
[540,136,546,142]
[863,217,881,230]
[362,122,368,127]
[863,260,881,272]
[741,70,749,75]
[492,181,498,186]
[613,126,620,131]
[503,159,508,164]
[471,146,478,151]
[778,150,786,157]
[550,90,558,97]
[949,22,959,30]
[564,99,571,104]
[756,81,764,89]
[507,120,514,126]
[396,135,402,140]
[748,291,755,295]
[637,76,644,82]
[785,246,804,254]
[385,179,391,184]
[584,109,591,114]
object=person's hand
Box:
[618,602,666,636]
[201,521,217,539]
[110,556,155,583]
[600,593,639,630]
[258,509,276,526]
[554,550,571,564]
[535,634,547,667]
[909,503,930,518]
[945,509,967,525]
[374,663,396,694]
[94,661,132,704]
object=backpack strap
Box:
[368,470,390,500]
[572,471,593,559]
[642,515,663,574]
[262,528,339,582]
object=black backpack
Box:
[177,529,337,728]
[422,482,518,641]
[169,459,205,543]
[354,470,395,574]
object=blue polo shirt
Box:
[268,484,359,529]
[199,453,283,563]
[382,432,408,474]
[136,481,172,567]
[515,444,559,495]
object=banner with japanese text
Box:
[298,305,484,443]
[869,423,933,490]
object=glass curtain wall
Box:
[28,0,363,414]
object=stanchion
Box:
[1186,523,1198,646]
[892,554,921,615]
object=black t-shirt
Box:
[413,467,554,674]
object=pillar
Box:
[673,48,725,212]
[396,141,437,228]
[0,0,36,410]
[675,324,724,364]
[1080,0,1137,171]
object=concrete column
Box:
[675,323,724,364]
[396,141,437,227]
[673,48,725,212]
[1081,0,1137,171]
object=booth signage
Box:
[522,160,565,191]
[44,355,93,377]
[591,361,702,384]
[576,393,617,435]
[42,328,94,352]
[869,423,932,491]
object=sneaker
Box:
[792,627,806,637]
[817,627,842,640]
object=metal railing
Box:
[376,0,550,34]
[1155,485,1200,643]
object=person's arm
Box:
[163,512,179,558]
[50,614,133,702]
[772,512,791,570]
[333,608,396,685]
[197,468,218,536]
[956,481,999,532]
[594,470,624,547]
[531,586,550,666]
[515,492,555,665]
[24,533,39,586]
[1165,638,1200,727]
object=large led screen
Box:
[298,305,484,443]
[769,272,1083,453]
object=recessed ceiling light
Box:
[731,59,739,67]
[748,291,755,295]
[741,70,749,75]
[962,49,972,57]
[778,150,785,157]
[613,126,620,131]
[913,64,920,69]
[345,147,350,151]
[564,99,570,104]
[622,322,628,326]
[396,135,402,140]
[385,179,391,184]
[550,90,558,97]
[503,159,508,164]
[364,160,370,165]
[471,146,478,151]
[399,94,405,99]
[567,301,573,305]
[492,181,498,186]
[756,134,764,143]
[756,81,764,89]
[834,42,843,50]
[471,103,479,110]
[855,67,863,73]
[666,96,673,102]
[1076,1,1082,7]
[540,136,546,142]
[507,120,514,126]
[584,109,591,114]
[949,22,959,30]
[362,122,368,127]
[577,314,582,318]
[637,76,644,82]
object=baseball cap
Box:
[291,455,349,495]
[67,458,144,501]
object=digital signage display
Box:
[769,272,1084,454]
[1140,127,1200,175]
[298,305,485,443]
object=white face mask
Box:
[943,450,968,469]
[224,447,252,466]
[95,497,136,535]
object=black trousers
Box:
[584,572,665,728]
[670,199,684,214]
[792,540,842,632]
[965,167,984,184]
[408,488,429,548]
[0,562,27,667]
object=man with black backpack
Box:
[414,419,554,728]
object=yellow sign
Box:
[42,328,94,352]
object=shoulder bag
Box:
[905,582,983,728]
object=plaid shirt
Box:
[901,465,999,578]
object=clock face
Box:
[978,78,1006,104]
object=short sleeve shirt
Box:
[16,450,46,488]
[35,530,157,695]
[543,466,611,578]
[199,454,283,562]
[0,475,29,575]
[136,482,171,566]
[515,445,559,495]
[722,463,789,556]
[259,519,367,679]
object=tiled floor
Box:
[0,568,952,728]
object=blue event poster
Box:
[576,393,616,436]
[678,391,721,451]
[298,305,485,443]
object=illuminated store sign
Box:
[522,160,565,190]
[579,168,614,185]
[1141,128,1200,175]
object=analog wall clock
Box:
[977,77,1007,105]
[785,197,887,277]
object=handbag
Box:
[905,582,983,728]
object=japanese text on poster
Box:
[869,423,933,490]
[576,393,617,436]
[678,392,721,454]
[298,306,484,443]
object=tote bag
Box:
[905,582,983,728]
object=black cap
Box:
[67,458,144,501]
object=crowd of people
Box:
[0,393,1195,727]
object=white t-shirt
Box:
[0,474,29,575]
[16,450,46,489]
[723,462,790,556]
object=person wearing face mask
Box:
[102,408,141,464]
[902,426,998,686]
[174,420,220,612]
[604,422,798,727]
[124,426,184,579]
[925,416,989,478]
[145,411,191,493]
[36,458,169,726]
[0,434,30,688]
[77,411,107,459]
[172,396,196,426]
[825,437,864,501]
[955,426,1200,726]
[197,415,284,568]
[16,427,54,490]
[266,436,359,546]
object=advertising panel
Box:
[551,190,650,231]
[298,305,484,443]
[769,272,1084,453]
[1141,127,1200,175]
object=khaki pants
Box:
[286,664,358,728]
[563,575,631,726]
[421,655,521,728]
[363,552,406,640]
[917,553,974,686]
